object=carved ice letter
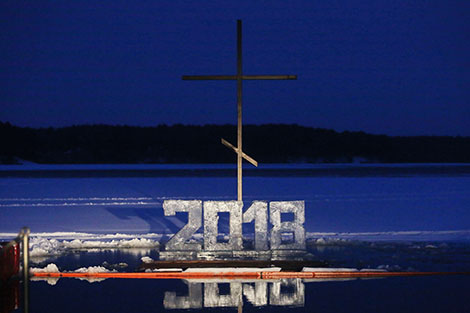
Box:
[242,201,268,250]
[163,200,202,251]
[270,201,306,250]
[204,201,243,251]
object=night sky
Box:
[1,1,469,136]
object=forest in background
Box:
[1,121,470,164]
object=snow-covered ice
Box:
[2,165,470,236]
[26,236,160,259]
[1,164,470,269]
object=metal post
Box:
[21,227,30,313]
[237,19,243,202]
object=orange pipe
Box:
[32,271,261,279]
[262,271,469,279]
[32,271,469,280]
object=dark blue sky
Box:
[1,1,469,136]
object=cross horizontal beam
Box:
[221,138,258,167]
[182,75,297,80]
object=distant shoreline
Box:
[2,122,470,164]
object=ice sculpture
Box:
[162,200,306,254]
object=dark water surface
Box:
[24,275,470,313]
[8,240,469,313]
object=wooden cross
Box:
[183,20,297,201]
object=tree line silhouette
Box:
[1,121,470,164]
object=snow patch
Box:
[141,256,154,263]
[73,266,114,273]
[311,237,349,245]
[62,238,158,249]
[28,236,160,261]
[30,263,60,273]
[71,265,117,283]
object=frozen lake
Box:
[1,164,470,312]
[1,163,470,236]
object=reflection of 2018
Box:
[164,279,305,309]
[163,200,306,251]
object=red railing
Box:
[0,228,29,282]
[0,242,20,282]
[0,228,29,313]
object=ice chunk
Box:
[30,263,61,285]
[30,238,61,257]
[73,266,113,273]
[141,256,154,263]
[30,263,59,273]
[147,268,183,272]
[101,261,128,270]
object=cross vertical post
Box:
[182,20,297,201]
[237,20,243,201]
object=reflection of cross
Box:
[183,20,297,201]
